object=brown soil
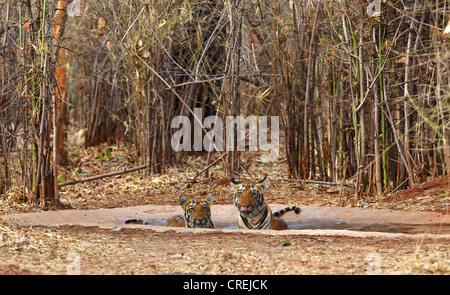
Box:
[379,175,449,213]
[1,224,449,275]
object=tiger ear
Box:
[179,195,188,207]
[256,175,269,190]
[230,177,240,191]
[206,193,213,203]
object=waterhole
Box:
[3,204,448,236]
[122,218,450,234]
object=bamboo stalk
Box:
[303,1,321,179]
[402,0,419,187]
[357,29,366,198]
[373,62,383,196]
[382,93,415,188]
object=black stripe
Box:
[124,219,149,225]
[273,209,284,217]
[239,205,272,229]
[240,215,252,228]
[165,215,185,227]
[273,206,301,217]
[255,206,270,229]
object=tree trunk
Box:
[34,82,59,209]
[53,0,72,167]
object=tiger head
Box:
[179,193,214,228]
[230,176,269,218]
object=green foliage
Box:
[98,147,113,162]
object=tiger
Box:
[231,175,301,230]
[164,193,215,228]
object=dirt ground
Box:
[0,224,449,275]
[1,144,449,275]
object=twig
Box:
[295,236,331,243]
[338,157,349,206]
[396,238,411,252]
[127,48,220,153]
[58,164,149,187]
[276,178,354,187]
[120,5,145,43]
[191,152,227,180]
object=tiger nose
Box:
[196,218,203,222]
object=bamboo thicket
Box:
[0,0,448,208]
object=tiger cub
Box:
[231,176,300,230]
[164,193,215,228]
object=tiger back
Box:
[231,176,301,230]
[164,193,215,229]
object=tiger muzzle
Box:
[241,206,251,213]
[193,218,207,226]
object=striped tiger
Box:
[231,176,301,230]
[164,193,215,228]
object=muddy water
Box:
[122,218,450,234]
[3,204,449,236]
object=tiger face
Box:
[231,175,269,219]
[179,193,214,228]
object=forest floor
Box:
[1,142,449,275]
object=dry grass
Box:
[1,222,449,275]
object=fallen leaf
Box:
[396,56,407,64]
[23,20,32,33]
[444,20,450,35]
[16,241,30,248]
[97,18,106,31]
[280,238,291,246]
